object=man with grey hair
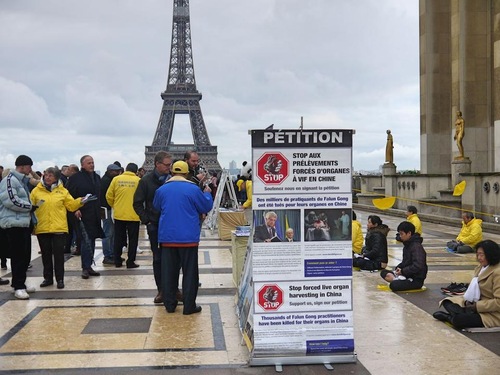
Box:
[66,155,104,279]
[253,211,281,243]
[134,151,181,304]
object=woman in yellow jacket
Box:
[30,167,86,289]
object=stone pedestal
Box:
[451,158,471,187]
[382,163,397,176]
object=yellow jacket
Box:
[456,218,483,247]
[242,180,252,209]
[407,214,422,235]
[351,219,364,254]
[106,171,140,221]
[30,181,82,234]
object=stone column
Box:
[450,0,491,171]
[419,0,452,174]
[382,163,397,177]
[451,158,471,188]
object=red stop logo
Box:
[256,152,289,185]
[257,284,284,311]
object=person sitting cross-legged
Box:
[380,221,428,292]
[433,239,500,329]
[353,215,389,271]
[446,212,482,254]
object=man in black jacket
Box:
[66,155,104,279]
[380,221,428,291]
[133,151,172,303]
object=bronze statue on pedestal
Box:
[454,111,465,160]
[385,129,394,164]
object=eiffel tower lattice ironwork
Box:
[143,0,221,172]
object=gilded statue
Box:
[454,111,465,160]
[385,129,394,164]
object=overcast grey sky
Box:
[0,0,419,174]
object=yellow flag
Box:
[372,196,396,210]
[453,180,466,196]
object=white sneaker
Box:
[14,289,29,299]
[26,285,36,293]
[137,247,144,254]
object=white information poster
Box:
[250,129,355,361]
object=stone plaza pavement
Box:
[0,209,499,374]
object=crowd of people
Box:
[351,206,499,330]
[0,151,214,315]
[2,156,499,327]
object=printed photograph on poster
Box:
[304,208,352,241]
[253,209,300,243]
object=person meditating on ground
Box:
[433,240,500,329]
[353,215,389,271]
[380,221,428,291]
[446,212,482,253]
[405,205,422,235]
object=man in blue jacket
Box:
[153,160,213,315]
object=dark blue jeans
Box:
[146,223,162,291]
[101,213,114,259]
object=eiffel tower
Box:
[143,0,221,172]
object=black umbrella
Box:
[78,218,92,250]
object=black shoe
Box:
[154,292,163,304]
[166,302,178,313]
[115,263,123,268]
[183,306,202,315]
[102,257,114,265]
[440,282,457,293]
[0,278,9,285]
[126,263,140,269]
[433,311,452,323]
[87,268,100,276]
[40,279,53,287]
[57,280,65,289]
[81,270,89,279]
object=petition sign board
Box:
[250,129,355,361]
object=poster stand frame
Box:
[205,169,239,233]
[243,128,357,368]
[249,353,357,367]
